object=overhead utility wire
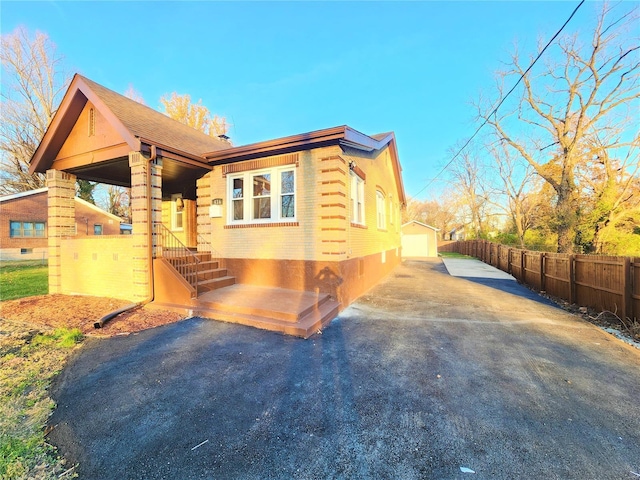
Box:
[411,0,585,199]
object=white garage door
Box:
[402,234,429,257]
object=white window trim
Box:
[376,190,386,230]
[350,171,365,225]
[227,166,296,225]
[171,193,184,231]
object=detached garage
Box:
[401,221,439,258]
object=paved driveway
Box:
[49,259,640,479]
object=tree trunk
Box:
[555,184,577,253]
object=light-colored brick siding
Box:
[60,236,135,300]
[200,144,402,262]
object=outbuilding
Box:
[401,221,439,258]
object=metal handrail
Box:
[155,223,200,296]
[197,233,225,270]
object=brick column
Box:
[47,169,76,294]
[196,171,213,250]
[129,152,162,301]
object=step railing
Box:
[197,233,225,270]
[155,223,200,296]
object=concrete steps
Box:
[167,253,235,293]
[193,285,340,338]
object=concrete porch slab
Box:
[192,284,340,338]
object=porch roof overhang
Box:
[29,74,226,194]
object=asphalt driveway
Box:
[48,258,640,479]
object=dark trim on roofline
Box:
[203,126,348,165]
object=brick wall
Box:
[202,145,403,263]
[60,236,135,300]
[1,189,122,261]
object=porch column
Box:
[46,169,76,294]
[129,152,162,301]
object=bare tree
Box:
[479,3,639,252]
[449,143,490,238]
[124,84,146,105]
[100,185,131,222]
[486,141,538,248]
[0,27,70,194]
[403,197,459,238]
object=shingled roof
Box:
[79,76,230,156]
[30,74,230,174]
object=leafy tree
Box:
[160,92,229,138]
[478,3,639,252]
[76,179,97,204]
[0,27,70,194]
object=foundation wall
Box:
[225,246,401,307]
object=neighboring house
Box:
[449,226,466,241]
[0,187,123,261]
[28,74,406,337]
[401,221,439,258]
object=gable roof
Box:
[402,220,440,231]
[30,74,230,174]
[0,187,123,222]
[0,187,48,202]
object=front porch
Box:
[152,223,340,338]
[152,284,338,338]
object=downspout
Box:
[95,145,158,328]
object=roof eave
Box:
[203,125,348,165]
[29,74,140,175]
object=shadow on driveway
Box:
[48,259,640,479]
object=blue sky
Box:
[2,1,602,200]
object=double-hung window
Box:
[350,172,365,225]
[228,166,296,224]
[376,190,386,229]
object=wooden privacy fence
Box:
[440,240,639,321]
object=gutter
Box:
[95,145,158,329]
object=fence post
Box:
[539,252,546,292]
[507,248,512,275]
[622,257,631,322]
[521,250,525,282]
[568,254,575,305]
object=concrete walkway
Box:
[441,256,516,280]
[48,258,640,479]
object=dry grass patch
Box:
[0,319,82,479]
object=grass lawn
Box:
[0,322,82,479]
[1,261,81,478]
[438,251,472,258]
[0,261,48,301]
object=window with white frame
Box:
[350,171,365,224]
[376,190,386,229]
[228,166,296,224]
[171,193,184,231]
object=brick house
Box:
[29,74,406,337]
[0,187,124,261]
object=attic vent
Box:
[88,108,95,137]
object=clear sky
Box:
[1,1,603,200]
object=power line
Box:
[411,0,585,200]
